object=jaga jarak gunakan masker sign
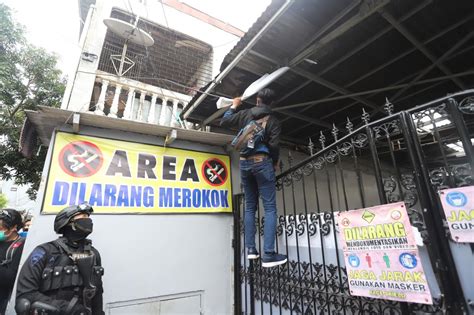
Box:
[337,202,433,304]
[439,186,474,243]
[42,132,232,214]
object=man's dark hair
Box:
[257,88,276,105]
[0,208,23,231]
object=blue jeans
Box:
[240,157,277,253]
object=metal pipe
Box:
[63,4,96,110]
[118,42,128,76]
[300,174,317,313]
[380,9,466,90]
[406,89,474,113]
[289,0,390,67]
[275,70,474,111]
[274,10,473,123]
[182,0,295,119]
[249,261,255,314]
[388,29,474,100]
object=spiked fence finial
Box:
[384,97,394,115]
[346,117,353,133]
[308,137,314,155]
[362,108,370,125]
[288,150,293,167]
[332,123,339,141]
[319,131,326,149]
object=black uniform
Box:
[16,237,104,315]
[0,238,25,314]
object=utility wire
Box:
[159,0,170,28]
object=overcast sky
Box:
[1,0,271,75]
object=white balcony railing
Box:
[92,70,193,128]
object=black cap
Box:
[0,208,24,231]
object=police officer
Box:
[16,204,104,315]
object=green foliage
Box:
[0,3,66,199]
[0,193,7,209]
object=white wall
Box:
[7,126,237,314]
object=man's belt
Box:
[240,154,269,162]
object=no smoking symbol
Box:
[59,141,103,178]
[202,158,228,186]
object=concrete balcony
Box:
[91,70,193,128]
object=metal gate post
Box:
[365,123,387,204]
[402,111,468,313]
[366,114,410,314]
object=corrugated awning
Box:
[183,0,474,144]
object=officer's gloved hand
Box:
[71,304,91,315]
[30,301,60,314]
[15,298,31,315]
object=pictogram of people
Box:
[383,253,390,268]
[365,253,372,268]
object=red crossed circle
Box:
[58,141,103,178]
[201,158,228,186]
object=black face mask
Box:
[63,218,93,242]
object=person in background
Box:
[0,209,25,314]
[220,88,287,268]
[19,214,33,238]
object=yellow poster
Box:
[43,132,233,214]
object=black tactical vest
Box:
[39,238,104,294]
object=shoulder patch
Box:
[29,247,46,267]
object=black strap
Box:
[83,241,92,253]
[256,115,270,129]
[55,238,75,257]
[234,115,270,150]
[55,239,83,313]
[65,290,80,314]
[55,238,93,254]
[0,236,24,266]
[254,115,270,140]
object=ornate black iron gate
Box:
[233,90,474,314]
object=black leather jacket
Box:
[220,104,281,163]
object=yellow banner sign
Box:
[43,132,233,214]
